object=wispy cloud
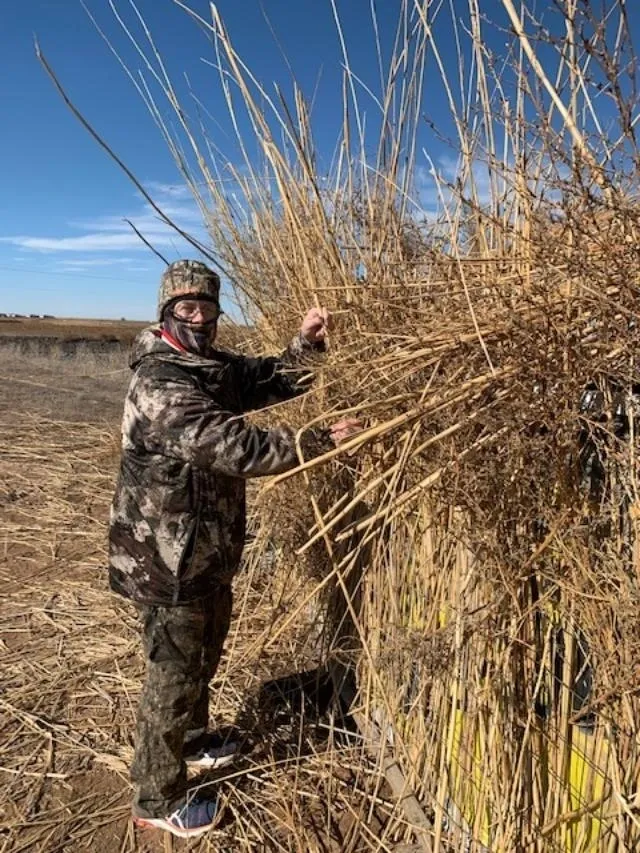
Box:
[54,257,139,268]
[0,185,208,256]
[411,153,501,218]
[3,233,175,252]
[70,202,203,235]
[145,181,195,201]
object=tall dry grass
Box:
[35,0,640,849]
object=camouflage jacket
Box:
[108,327,329,606]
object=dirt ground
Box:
[0,317,147,342]
[0,325,398,853]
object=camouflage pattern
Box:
[157,259,221,320]
[108,326,330,606]
[130,590,232,818]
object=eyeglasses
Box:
[171,300,221,322]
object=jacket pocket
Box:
[175,467,202,579]
[173,516,199,603]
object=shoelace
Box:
[167,807,187,828]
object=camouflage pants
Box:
[130,587,232,818]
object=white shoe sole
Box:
[185,751,236,770]
[133,815,213,838]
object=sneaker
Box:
[184,731,240,769]
[133,795,218,838]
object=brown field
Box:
[0,318,254,423]
[0,316,148,343]
[0,324,131,424]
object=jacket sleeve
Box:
[239,333,326,412]
[133,362,330,477]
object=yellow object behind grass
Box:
[392,505,619,851]
[447,711,610,851]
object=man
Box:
[109,259,358,838]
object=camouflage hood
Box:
[129,325,165,369]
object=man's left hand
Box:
[329,418,363,446]
[301,307,332,344]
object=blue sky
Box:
[1,1,638,319]
[3,0,423,319]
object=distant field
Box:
[0,316,257,424]
[0,316,252,348]
[0,318,137,423]
[0,316,149,343]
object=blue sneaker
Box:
[184,732,240,769]
[133,795,218,838]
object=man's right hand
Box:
[329,418,363,446]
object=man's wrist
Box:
[298,331,326,352]
[298,426,334,459]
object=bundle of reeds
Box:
[38,0,640,849]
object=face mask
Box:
[163,310,217,356]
